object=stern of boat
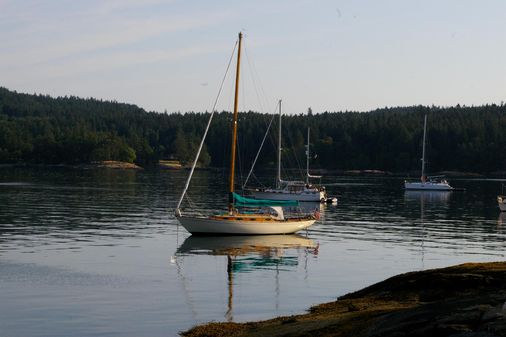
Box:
[498,196,506,212]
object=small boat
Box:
[174,33,317,235]
[498,196,506,212]
[404,114,454,191]
[248,103,327,202]
[498,184,506,212]
[404,175,453,191]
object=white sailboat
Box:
[248,101,327,202]
[404,114,453,191]
[174,32,317,235]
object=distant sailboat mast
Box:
[306,128,310,185]
[276,99,282,189]
[421,114,427,183]
[305,128,321,184]
[404,113,453,191]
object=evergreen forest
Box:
[1,87,505,174]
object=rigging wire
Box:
[242,100,278,189]
[245,40,292,184]
[234,39,276,190]
[243,38,281,177]
[175,38,238,213]
[290,135,305,181]
[237,133,243,192]
[173,256,199,321]
[243,39,270,114]
[282,120,305,181]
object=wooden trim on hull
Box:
[176,215,315,235]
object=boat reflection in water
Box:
[404,190,452,203]
[498,212,506,227]
[176,235,318,321]
[404,190,451,269]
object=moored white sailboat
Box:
[174,33,318,235]
[404,114,454,191]
[176,192,316,235]
[248,101,327,202]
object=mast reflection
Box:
[176,235,318,321]
[403,190,451,269]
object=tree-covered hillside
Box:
[1,87,505,174]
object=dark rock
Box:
[182,262,506,337]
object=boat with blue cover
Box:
[174,33,317,235]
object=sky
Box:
[2,0,506,115]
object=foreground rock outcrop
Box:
[182,262,506,337]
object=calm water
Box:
[1,168,505,337]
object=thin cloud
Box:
[96,0,175,15]
[3,43,230,80]
[0,10,232,66]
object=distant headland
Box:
[1,87,505,175]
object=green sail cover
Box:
[233,192,298,207]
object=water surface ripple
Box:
[0,169,505,337]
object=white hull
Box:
[404,181,453,191]
[176,215,315,235]
[250,190,325,202]
[498,196,506,212]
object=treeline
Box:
[1,87,506,173]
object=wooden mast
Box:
[228,32,243,212]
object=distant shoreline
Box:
[0,161,142,170]
[1,163,505,177]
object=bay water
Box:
[0,168,505,336]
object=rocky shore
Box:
[87,160,142,169]
[182,262,506,337]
